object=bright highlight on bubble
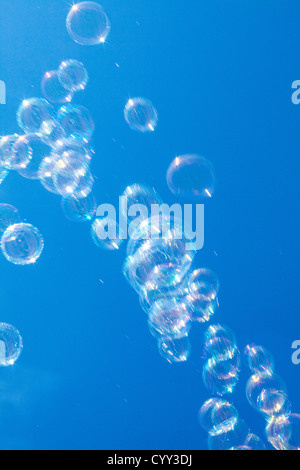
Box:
[66,2,111,46]
[1,223,44,265]
[17,98,54,134]
[58,59,89,92]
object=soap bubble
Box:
[208,419,249,450]
[244,344,274,377]
[52,139,94,165]
[198,399,225,433]
[0,134,20,169]
[203,352,240,395]
[66,2,111,46]
[246,374,288,416]
[91,217,124,250]
[139,277,188,315]
[244,433,266,451]
[211,400,239,436]
[0,323,23,366]
[42,70,73,104]
[0,204,21,233]
[266,414,300,450]
[57,104,95,142]
[186,294,218,323]
[16,134,51,180]
[167,154,216,198]
[62,193,97,222]
[148,297,191,339]
[17,98,54,134]
[71,168,94,199]
[124,98,158,132]
[58,59,89,92]
[158,335,191,364]
[1,223,44,265]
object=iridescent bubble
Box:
[71,168,94,199]
[16,134,51,180]
[244,433,266,451]
[244,344,274,377]
[188,268,219,301]
[186,294,218,323]
[211,400,239,436]
[0,323,23,366]
[203,352,240,395]
[57,104,95,143]
[139,277,188,315]
[52,157,80,197]
[41,70,73,104]
[17,98,54,134]
[39,119,66,146]
[204,335,237,362]
[208,419,249,451]
[0,134,20,169]
[198,398,225,433]
[91,217,124,250]
[61,193,96,222]
[66,2,111,46]
[1,223,44,265]
[0,204,21,233]
[58,59,89,92]
[167,154,216,198]
[246,374,288,416]
[158,335,191,364]
[52,139,94,164]
[266,414,300,451]
[5,135,33,170]
[148,297,191,339]
[124,98,158,133]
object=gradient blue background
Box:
[0,0,299,450]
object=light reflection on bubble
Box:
[41,70,73,104]
[124,98,158,133]
[58,59,89,92]
[158,335,191,364]
[244,344,274,377]
[57,104,95,142]
[17,98,54,134]
[148,297,191,339]
[16,134,51,180]
[0,323,23,366]
[91,217,124,250]
[62,193,97,222]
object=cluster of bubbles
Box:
[120,182,219,363]
[198,398,266,450]
[244,344,300,450]
[202,324,241,396]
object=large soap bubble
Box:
[167,154,216,198]
[0,323,23,366]
[16,134,52,180]
[124,98,158,133]
[1,223,44,265]
[158,335,191,364]
[66,2,111,46]
[42,70,73,104]
[57,105,95,143]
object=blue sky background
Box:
[0,0,299,450]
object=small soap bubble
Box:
[57,104,95,142]
[266,414,300,450]
[124,98,158,133]
[158,335,191,364]
[66,2,111,46]
[1,223,44,265]
[211,400,239,436]
[71,168,94,199]
[139,277,188,315]
[186,294,218,323]
[0,204,21,233]
[244,433,266,451]
[42,70,73,104]
[198,398,225,433]
[91,217,124,250]
[246,374,288,416]
[58,59,89,92]
[17,98,54,134]
[167,154,216,198]
[0,134,20,169]
[202,353,240,396]
[61,193,97,222]
[0,323,23,366]
[244,344,274,377]
[16,134,52,180]
[38,155,60,194]
[148,297,191,339]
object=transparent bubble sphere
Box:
[124,98,158,133]
[1,223,44,265]
[0,323,23,366]
[66,2,111,46]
